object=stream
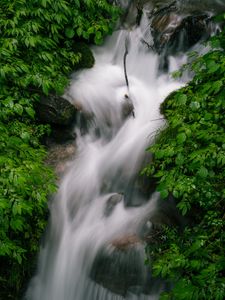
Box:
[25,1,217,299]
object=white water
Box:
[26,11,183,300]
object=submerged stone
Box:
[104,193,123,217]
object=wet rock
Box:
[140,194,188,243]
[36,94,77,126]
[148,0,225,15]
[170,15,210,53]
[91,242,150,297]
[111,235,142,250]
[47,124,76,144]
[122,94,135,119]
[151,11,210,55]
[76,110,94,136]
[104,193,123,217]
[124,152,157,207]
[72,42,95,70]
[90,235,166,297]
[45,141,76,176]
[124,173,157,207]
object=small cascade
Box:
[25,2,214,300]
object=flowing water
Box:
[26,8,186,300]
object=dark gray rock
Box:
[124,152,156,207]
[91,247,143,297]
[72,42,95,70]
[104,193,123,217]
[45,141,76,176]
[151,12,210,56]
[36,94,77,126]
[90,240,160,297]
[47,124,76,144]
[122,94,135,119]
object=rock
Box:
[104,193,123,217]
[72,42,95,70]
[90,240,149,297]
[140,194,188,243]
[111,235,141,250]
[151,12,210,55]
[151,12,182,53]
[45,141,76,176]
[47,124,76,144]
[35,94,77,126]
[170,15,210,52]
[90,235,165,297]
[75,110,94,136]
[124,152,156,207]
[122,94,135,119]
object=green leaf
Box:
[177,133,186,144]
[175,153,184,165]
[65,28,75,38]
[25,107,35,119]
[12,203,22,215]
[177,94,187,106]
[160,189,169,199]
[211,80,223,94]
[94,31,103,44]
[197,166,208,178]
[21,131,30,142]
[190,101,200,111]
[14,104,23,115]
[10,218,24,232]
[76,27,82,36]
[206,60,220,73]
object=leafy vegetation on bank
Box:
[144,19,225,300]
[0,0,120,298]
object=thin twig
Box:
[141,38,154,50]
[123,35,130,89]
[149,117,166,122]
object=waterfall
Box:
[25,8,184,300]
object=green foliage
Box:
[0,0,120,96]
[0,121,56,297]
[73,42,95,70]
[144,23,225,300]
[0,0,120,298]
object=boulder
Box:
[73,42,95,70]
[122,94,135,119]
[90,232,168,297]
[35,94,77,126]
[124,152,156,207]
[151,12,210,55]
[111,235,141,250]
[90,239,158,297]
[45,141,76,176]
[104,193,123,217]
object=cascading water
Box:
[25,7,184,300]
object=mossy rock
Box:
[36,94,77,126]
[73,42,95,70]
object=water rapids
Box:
[25,8,184,300]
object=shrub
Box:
[144,18,225,300]
[0,0,120,298]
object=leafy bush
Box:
[0,0,120,298]
[144,19,225,300]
